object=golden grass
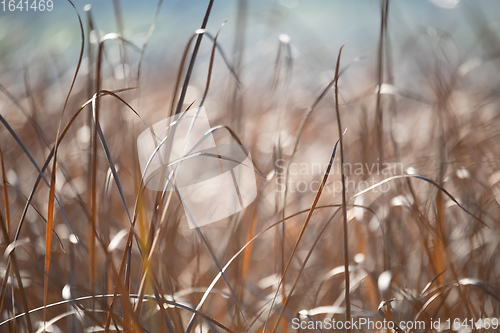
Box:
[0,0,499,332]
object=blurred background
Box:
[2,0,500,84]
[1,0,500,332]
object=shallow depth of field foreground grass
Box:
[1,0,500,332]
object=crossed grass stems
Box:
[1,0,499,332]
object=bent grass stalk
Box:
[1,1,500,332]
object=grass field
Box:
[1,0,500,332]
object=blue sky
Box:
[1,0,499,87]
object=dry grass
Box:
[1,0,500,332]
